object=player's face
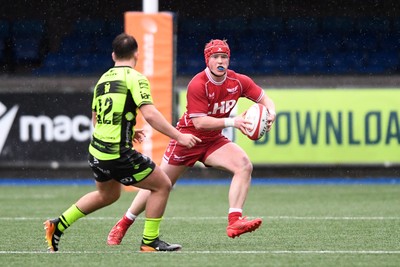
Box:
[208,53,229,74]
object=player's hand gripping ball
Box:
[244,103,268,140]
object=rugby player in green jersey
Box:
[43,33,201,252]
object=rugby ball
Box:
[244,103,268,140]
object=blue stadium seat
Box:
[258,53,292,74]
[60,36,93,55]
[343,33,378,51]
[326,52,349,74]
[215,17,248,32]
[328,51,367,74]
[354,17,391,33]
[321,17,354,34]
[229,54,256,74]
[107,20,124,36]
[275,33,307,53]
[245,31,275,58]
[379,33,400,51]
[178,18,212,35]
[176,52,204,76]
[12,19,45,38]
[93,37,113,54]
[76,54,113,74]
[293,52,329,74]
[366,51,399,73]
[285,17,319,34]
[0,20,8,62]
[249,17,285,35]
[34,53,79,75]
[309,33,344,52]
[71,18,107,37]
[11,20,45,64]
[13,37,42,63]
[393,17,400,32]
[0,20,10,39]
[0,39,4,62]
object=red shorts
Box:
[163,134,231,167]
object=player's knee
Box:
[155,172,173,192]
[162,177,173,192]
[243,159,253,174]
[239,156,253,175]
[100,191,120,205]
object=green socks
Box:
[142,217,162,244]
[55,206,163,245]
[57,204,86,232]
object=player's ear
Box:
[111,52,116,62]
[133,51,139,61]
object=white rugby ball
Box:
[244,103,268,140]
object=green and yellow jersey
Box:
[89,66,153,160]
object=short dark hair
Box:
[112,33,138,60]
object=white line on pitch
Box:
[1,216,400,221]
[1,250,400,255]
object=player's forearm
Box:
[192,116,226,130]
[259,95,276,115]
[150,118,180,140]
[141,105,180,140]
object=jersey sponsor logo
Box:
[0,102,19,154]
[140,92,151,99]
[138,79,149,90]
[209,100,237,115]
[138,79,151,99]
[226,86,238,94]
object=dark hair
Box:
[112,33,138,59]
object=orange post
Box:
[123,12,174,192]
[124,12,174,165]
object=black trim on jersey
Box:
[90,136,121,155]
[120,90,138,149]
[95,80,128,97]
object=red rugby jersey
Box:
[176,68,265,139]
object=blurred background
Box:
[0,0,399,179]
[1,0,400,76]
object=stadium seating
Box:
[354,17,391,33]
[321,17,354,34]
[365,50,399,74]
[379,33,400,52]
[286,17,319,34]
[0,20,9,63]
[2,16,399,76]
[249,17,285,35]
[10,20,45,64]
[34,52,79,75]
[13,37,42,63]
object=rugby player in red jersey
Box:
[107,39,276,245]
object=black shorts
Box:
[88,149,156,186]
